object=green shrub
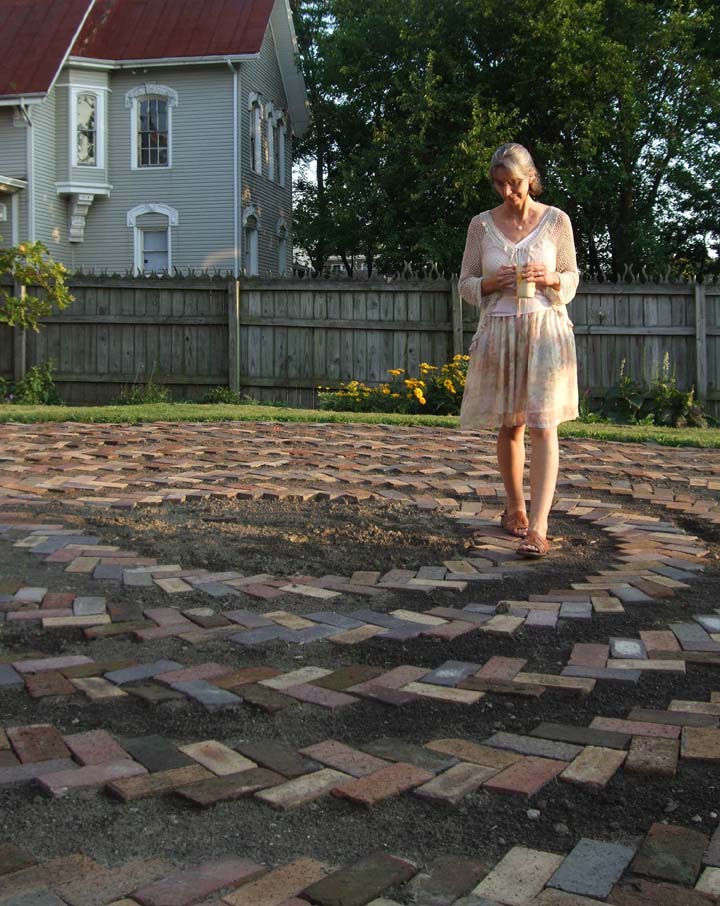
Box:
[319,355,469,415]
[199,386,247,404]
[0,361,63,405]
[600,355,711,428]
[110,377,171,405]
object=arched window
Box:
[125,84,178,169]
[276,218,289,275]
[249,93,262,175]
[243,206,259,275]
[127,203,179,275]
[275,113,287,187]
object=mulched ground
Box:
[2,491,720,874]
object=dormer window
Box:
[70,87,105,168]
[125,84,178,170]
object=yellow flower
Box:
[413,387,426,404]
[444,379,456,394]
[387,368,405,376]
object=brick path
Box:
[1,421,720,904]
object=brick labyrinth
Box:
[2,422,720,904]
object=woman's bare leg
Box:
[527,426,559,538]
[496,424,527,515]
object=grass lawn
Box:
[0,401,719,447]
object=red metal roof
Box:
[73,0,276,61]
[0,0,94,98]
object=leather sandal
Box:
[500,509,529,538]
[517,530,550,559]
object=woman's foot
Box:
[517,529,550,558]
[500,509,529,538]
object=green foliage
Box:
[199,386,248,404]
[0,240,74,330]
[319,355,469,414]
[599,355,711,427]
[0,361,63,405]
[292,0,720,277]
[110,377,172,406]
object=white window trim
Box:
[274,111,287,187]
[125,84,178,171]
[70,86,106,169]
[276,216,289,275]
[248,91,263,175]
[266,103,275,181]
[242,204,260,276]
[127,203,179,275]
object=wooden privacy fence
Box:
[1,274,719,413]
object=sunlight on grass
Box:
[1,402,719,447]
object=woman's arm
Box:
[544,211,580,306]
[458,217,486,306]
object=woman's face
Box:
[492,165,530,207]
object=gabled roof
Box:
[0,0,308,133]
[0,0,94,100]
[73,0,275,62]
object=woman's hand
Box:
[524,263,560,290]
[484,265,517,294]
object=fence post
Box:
[695,281,707,404]
[451,278,464,357]
[228,279,240,392]
[12,283,26,382]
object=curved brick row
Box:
[0,498,710,648]
[4,820,720,906]
[1,686,720,807]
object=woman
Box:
[458,142,579,558]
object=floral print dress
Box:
[458,206,580,429]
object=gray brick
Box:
[609,638,647,659]
[421,661,481,688]
[361,738,458,774]
[306,612,366,630]
[484,732,582,761]
[0,664,23,686]
[170,680,242,712]
[547,838,636,898]
[530,722,631,750]
[562,665,641,683]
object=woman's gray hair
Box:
[490,143,543,196]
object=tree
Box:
[0,241,73,330]
[292,0,720,277]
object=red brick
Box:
[132,859,266,906]
[483,756,566,796]
[63,730,131,765]
[222,858,332,906]
[610,877,720,905]
[0,854,102,898]
[568,644,609,668]
[625,737,679,777]
[474,657,527,681]
[107,765,213,801]
[155,664,230,685]
[213,667,283,689]
[41,593,76,610]
[24,672,77,698]
[38,759,148,798]
[332,762,434,807]
[7,724,71,763]
[370,665,430,688]
[299,740,390,777]
[590,717,680,739]
[282,684,357,709]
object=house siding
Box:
[71,65,236,273]
[0,107,28,248]
[241,23,292,275]
[31,91,74,262]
